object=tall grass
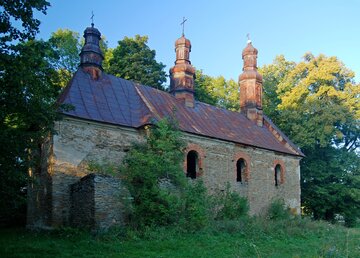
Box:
[1,217,359,258]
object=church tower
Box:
[79,22,104,80]
[239,39,263,126]
[169,33,196,108]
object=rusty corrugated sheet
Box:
[59,69,152,128]
[59,69,302,156]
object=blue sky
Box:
[36,0,360,83]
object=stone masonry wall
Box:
[181,133,301,215]
[51,117,141,227]
[94,175,127,230]
[70,174,95,228]
[47,116,301,228]
[70,174,126,230]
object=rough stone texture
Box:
[27,117,141,228]
[181,133,301,215]
[27,115,301,229]
[70,173,126,230]
[93,174,128,229]
[70,174,95,228]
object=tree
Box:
[194,70,239,111]
[0,39,61,226]
[260,53,360,225]
[105,35,167,90]
[194,70,218,106]
[259,55,296,121]
[48,29,81,87]
[0,0,50,52]
[0,0,61,226]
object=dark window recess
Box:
[275,164,281,186]
[187,150,198,179]
[236,159,246,182]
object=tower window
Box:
[187,150,198,179]
[236,159,246,183]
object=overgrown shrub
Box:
[179,180,211,232]
[267,199,291,220]
[120,118,186,228]
[214,183,249,220]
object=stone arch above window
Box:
[233,152,251,182]
[184,143,205,178]
[274,159,285,186]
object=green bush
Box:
[267,199,291,220]
[214,183,249,220]
[179,180,211,232]
[120,118,186,229]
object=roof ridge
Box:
[133,83,161,123]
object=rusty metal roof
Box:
[59,69,303,156]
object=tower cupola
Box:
[79,23,104,80]
[169,19,196,108]
[239,39,263,126]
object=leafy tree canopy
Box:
[0,0,50,51]
[48,29,81,87]
[194,70,239,111]
[0,0,61,226]
[260,53,360,226]
[105,35,167,90]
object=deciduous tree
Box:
[260,53,360,225]
[194,70,239,111]
[0,0,61,226]
[105,35,167,90]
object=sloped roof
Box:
[58,69,304,157]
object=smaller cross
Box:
[246,33,251,43]
[91,11,94,27]
[180,17,187,37]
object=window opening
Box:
[236,159,246,183]
[275,164,281,186]
[187,150,198,179]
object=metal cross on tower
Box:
[180,17,187,37]
[91,11,94,27]
[247,33,251,43]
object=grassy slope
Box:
[0,219,359,258]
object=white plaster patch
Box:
[53,134,95,166]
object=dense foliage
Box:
[194,70,239,111]
[0,0,62,226]
[120,118,186,228]
[260,54,360,226]
[0,0,49,51]
[48,29,81,87]
[105,35,167,90]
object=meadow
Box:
[1,218,359,258]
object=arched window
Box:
[236,159,246,183]
[274,164,282,187]
[187,150,198,179]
